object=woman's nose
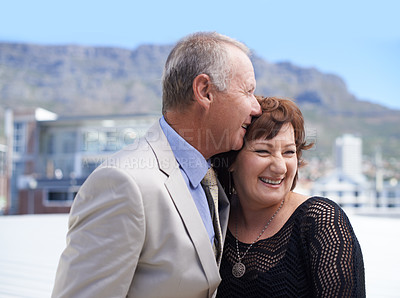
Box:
[270,155,287,175]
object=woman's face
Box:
[231,123,298,209]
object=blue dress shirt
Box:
[159,116,215,244]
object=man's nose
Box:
[250,95,262,116]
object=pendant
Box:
[232,261,246,278]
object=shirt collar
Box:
[159,116,209,187]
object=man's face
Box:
[208,46,261,154]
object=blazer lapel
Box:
[145,122,221,294]
[165,171,221,288]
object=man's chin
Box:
[230,139,244,151]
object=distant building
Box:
[379,179,400,207]
[311,169,371,207]
[372,149,400,207]
[311,134,372,207]
[386,180,400,207]
[335,134,363,180]
[0,144,7,214]
[5,107,160,214]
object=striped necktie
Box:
[201,167,223,266]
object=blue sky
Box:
[1,0,399,109]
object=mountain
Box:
[0,42,399,159]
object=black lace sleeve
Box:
[303,198,366,297]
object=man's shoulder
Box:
[100,137,160,170]
[107,121,167,159]
[96,124,178,174]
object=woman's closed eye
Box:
[254,149,270,155]
[284,150,296,155]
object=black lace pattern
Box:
[217,197,365,298]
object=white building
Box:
[335,134,363,180]
[312,134,372,207]
[311,169,371,207]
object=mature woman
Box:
[213,96,365,297]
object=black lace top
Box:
[217,196,365,298]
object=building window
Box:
[45,131,77,154]
[48,190,77,201]
[82,161,102,177]
[387,191,396,208]
[13,122,26,153]
[81,128,140,153]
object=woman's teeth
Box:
[259,177,282,185]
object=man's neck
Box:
[164,109,213,159]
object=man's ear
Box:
[193,74,213,110]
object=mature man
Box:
[52,32,261,298]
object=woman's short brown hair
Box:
[249,96,312,161]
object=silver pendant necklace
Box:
[232,199,285,278]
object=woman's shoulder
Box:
[299,196,342,211]
[294,196,358,239]
[293,196,349,223]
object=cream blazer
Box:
[52,121,230,298]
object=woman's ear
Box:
[193,74,212,110]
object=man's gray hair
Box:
[162,32,250,114]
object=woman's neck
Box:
[229,192,309,243]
